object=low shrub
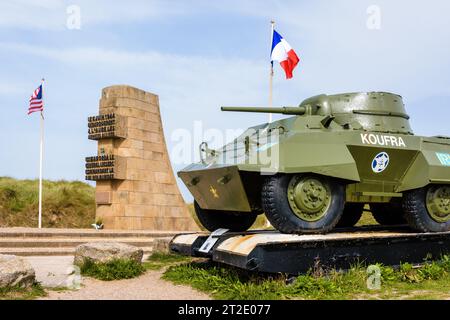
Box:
[80,259,145,281]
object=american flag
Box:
[28,84,44,115]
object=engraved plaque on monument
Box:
[86,85,199,231]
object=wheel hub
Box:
[426,186,450,223]
[287,176,331,222]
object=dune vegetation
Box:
[0,177,95,228]
[0,177,379,230]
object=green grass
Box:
[253,214,272,230]
[355,205,378,226]
[188,203,274,231]
[80,259,145,281]
[144,252,194,270]
[163,256,450,300]
[356,211,378,226]
[0,177,95,228]
[163,261,359,300]
[0,283,46,300]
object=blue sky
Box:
[1,0,450,200]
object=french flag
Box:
[271,30,300,79]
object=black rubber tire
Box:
[403,187,450,233]
[370,202,407,225]
[194,201,257,232]
[336,203,364,227]
[261,174,345,234]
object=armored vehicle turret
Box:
[178,92,450,234]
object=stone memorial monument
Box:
[86,85,199,231]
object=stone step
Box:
[0,246,154,257]
[0,228,180,257]
[0,238,155,248]
[0,228,181,239]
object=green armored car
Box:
[178,92,450,234]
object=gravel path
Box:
[25,256,210,300]
[41,271,210,300]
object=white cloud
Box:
[0,42,267,103]
[0,0,198,30]
[3,0,450,106]
[0,41,270,146]
[77,0,194,25]
[1,1,450,177]
[0,0,66,30]
[199,0,450,100]
[0,40,271,199]
[0,81,28,95]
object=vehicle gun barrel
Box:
[221,106,306,115]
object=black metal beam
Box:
[171,229,450,275]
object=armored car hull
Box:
[178,92,450,234]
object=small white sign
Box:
[198,228,229,254]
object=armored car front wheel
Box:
[262,174,345,234]
[193,201,257,232]
[403,185,450,232]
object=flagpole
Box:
[269,20,275,123]
[38,79,45,229]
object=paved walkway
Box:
[26,256,75,288]
[25,256,210,300]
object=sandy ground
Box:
[25,256,210,300]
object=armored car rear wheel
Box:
[370,202,407,225]
[403,185,450,232]
[262,174,345,234]
[193,201,257,232]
